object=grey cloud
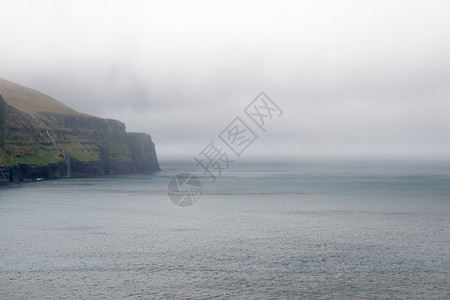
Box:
[1,0,450,159]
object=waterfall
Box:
[60,148,71,178]
[45,129,57,146]
[45,129,71,177]
[29,114,71,178]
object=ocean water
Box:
[1,159,450,299]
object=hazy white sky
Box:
[1,0,449,159]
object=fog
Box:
[1,0,450,160]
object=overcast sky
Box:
[1,0,449,160]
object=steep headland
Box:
[0,77,160,182]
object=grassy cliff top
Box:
[0,77,79,114]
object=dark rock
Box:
[0,94,160,182]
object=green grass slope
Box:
[0,77,79,114]
[0,78,159,180]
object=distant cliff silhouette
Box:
[0,77,159,182]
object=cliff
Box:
[0,78,160,182]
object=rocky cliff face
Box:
[0,80,160,182]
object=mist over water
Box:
[1,1,450,298]
[1,159,449,298]
[2,1,450,159]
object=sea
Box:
[1,159,449,299]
